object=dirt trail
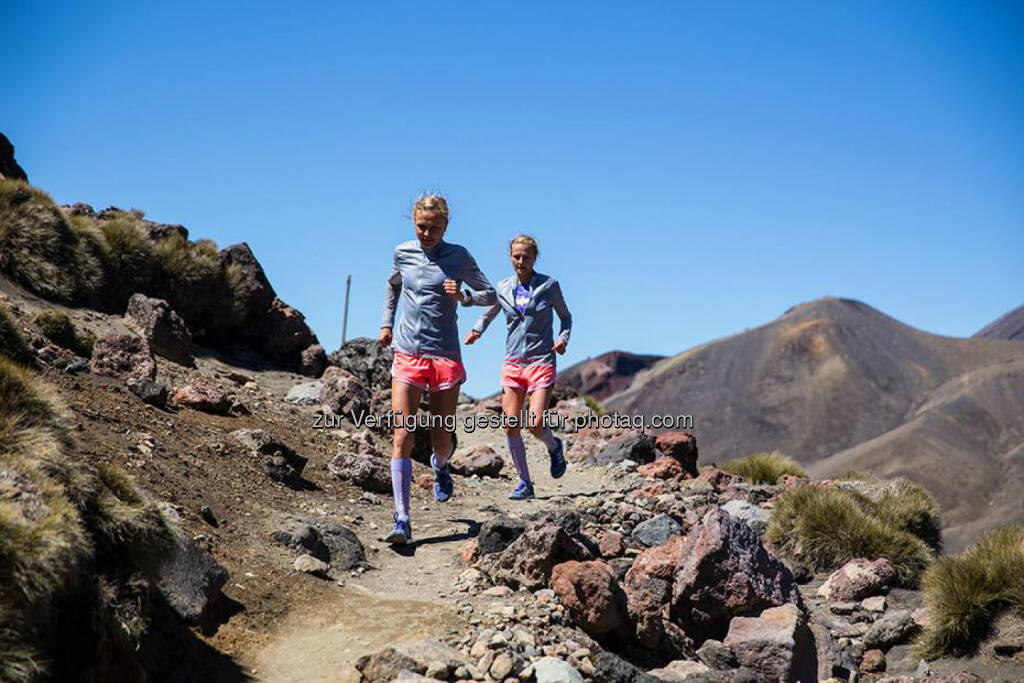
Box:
[245,417,612,682]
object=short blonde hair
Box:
[412,193,450,223]
[509,233,539,256]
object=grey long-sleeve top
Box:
[382,239,494,361]
[467,272,572,367]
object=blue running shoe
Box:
[431,452,454,502]
[508,479,535,500]
[549,437,567,479]
[384,513,412,544]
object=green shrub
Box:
[32,309,95,358]
[767,482,937,586]
[0,306,34,366]
[0,180,103,303]
[95,210,158,308]
[721,451,807,484]
[915,526,1024,658]
[583,395,606,416]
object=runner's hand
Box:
[443,279,461,301]
[379,327,392,346]
[465,330,481,345]
[552,339,567,355]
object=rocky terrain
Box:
[2,140,1022,681]
[603,297,1024,551]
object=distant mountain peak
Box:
[974,302,1024,342]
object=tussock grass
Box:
[33,309,95,358]
[583,395,606,416]
[0,305,34,366]
[915,526,1024,658]
[0,180,102,303]
[95,210,158,307]
[767,481,939,586]
[152,234,243,337]
[721,451,807,484]
[2,178,256,345]
[0,354,175,681]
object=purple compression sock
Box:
[391,458,412,521]
[432,438,454,469]
[538,426,559,453]
[507,435,531,484]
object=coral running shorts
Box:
[501,362,555,393]
[391,351,466,391]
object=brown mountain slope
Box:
[807,356,1024,551]
[974,301,1024,342]
[606,296,1024,464]
[557,350,664,401]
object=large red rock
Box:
[723,604,816,682]
[671,509,803,642]
[90,333,156,381]
[450,444,504,478]
[655,431,698,476]
[637,457,684,480]
[170,382,232,415]
[550,560,628,637]
[626,535,684,585]
[125,293,194,367]
[816,558,897,602]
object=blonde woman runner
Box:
[379,194,495,543]
[463,234,571,499]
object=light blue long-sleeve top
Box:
[382,239,494,361]
[467,271,572,367]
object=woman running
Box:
[464,234,571,500]
[379,194,494,544]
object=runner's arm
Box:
[551,280,572,346]
[458,252,497,306]
[381,251,401,329]
[472,304,502,336]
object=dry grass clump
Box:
[2,178,258,345]
[32,309,95,358]
[721,451,807,484]
[0,305,34,366]
[915,526,1024,659]
[94,209,159,307]
[582,395,606,416]
[767,480,940,586]
[0,355,173,682]
[0,180,103,303]
[152,234,244,337]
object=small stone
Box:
[860,649,886,673]
[532,656,583,683]
[829,601,858,615]
[513,628,536,647]
[425,660,448,679]
[861,596,886,613]
[293,554,329,577]
[489,653,514,680]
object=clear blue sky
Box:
[5,1,1022,396]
